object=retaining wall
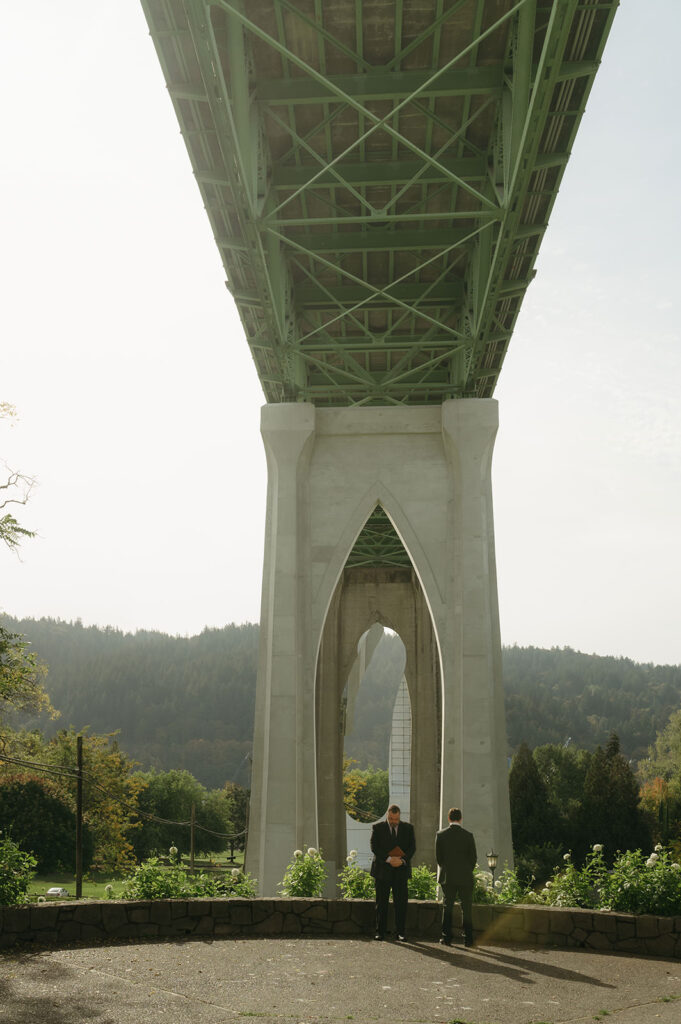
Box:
[2,899,681,957]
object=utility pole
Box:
[76,734,83,899]
[190,803,196,872]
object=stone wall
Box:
[1,899,680,957]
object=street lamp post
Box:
[486,849,498,886]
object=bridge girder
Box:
[141,0,618,406]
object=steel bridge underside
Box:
[142,0,617,410]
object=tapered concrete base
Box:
[246,401,512,895]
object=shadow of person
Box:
[394,938,534,984]
[467,945,617,988]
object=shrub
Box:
[603,847,681,916]
[514,843,564,886]
[0,832,36,906]
[120,858,258,899]
[473,868,497,904]
[488,866,536,905]
[535,846,609,909]
[216,868,258,898]
[407,864,437,900]
[121,858,196,899]
[279,847,327,897]
[338,851,375,899]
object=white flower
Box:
[646,858,655,867]
[654,843,663,852]
[307,847,317,856]
[541,887,550,895]
[346,855,354,864]
[169,845,178,857]
[623,882,631,889]
[563,853,571,861]
[105,884,113,894]
[672,863,680,870]
[231,868,241,878]
[37,896,46,903]
[545,880,553,888]
[494,879,502,889]
[592,844,603,853]
[649,852,659,862]
[349,850,357,858]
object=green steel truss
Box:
[141,0,618,406]
[345,505,412,569]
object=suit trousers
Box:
[375,871,409,936]
[442,881,473,943]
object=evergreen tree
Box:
[581,733,650,861]
[508,741,557,853]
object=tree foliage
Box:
[639,708,681,849]
[0,626,53,734]
[1,402,36,553]
[343,758,389,822]
[41,728,144,874]
[0,775,94,872]
[0,831,36,906]
[511,734,651,873]
[131,769,235,860]
[509,741,558,855]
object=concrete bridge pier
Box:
[246,400,512,896]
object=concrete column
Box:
[314,581,346,893]
[439,400,512,870]
[407,578,441,868]
[245,403,317,895]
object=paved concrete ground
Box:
[1,936,680,1024]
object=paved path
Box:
[1,936,680,1024]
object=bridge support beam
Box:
[246,400,512,895]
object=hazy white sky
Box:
[2,2,679,666]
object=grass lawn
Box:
[29,874,119,900]
[28,851,246,902]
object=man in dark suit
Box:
[435,807,477,947]
[370,803,416,941]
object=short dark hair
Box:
[448,807,462,822]
[388,804,401,815]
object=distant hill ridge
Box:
[2,615,680,788]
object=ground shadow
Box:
[399,938,618,988]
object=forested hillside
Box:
[2,616,257,789]
[3,615,680,786]
[504,645,681,759]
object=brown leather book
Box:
[388,845,405,858]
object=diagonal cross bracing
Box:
[141,0,618,405]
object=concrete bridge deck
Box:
[2,936,680,1024]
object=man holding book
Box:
[369,803,416,941]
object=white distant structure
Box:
[388,677,412,820]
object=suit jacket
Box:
[370,819,416,881]
[435,823,477,888]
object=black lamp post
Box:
[486,849,499,886]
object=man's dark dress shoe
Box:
[374,933,384,940]
[396,934,406,942]
[439,937,451,946]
